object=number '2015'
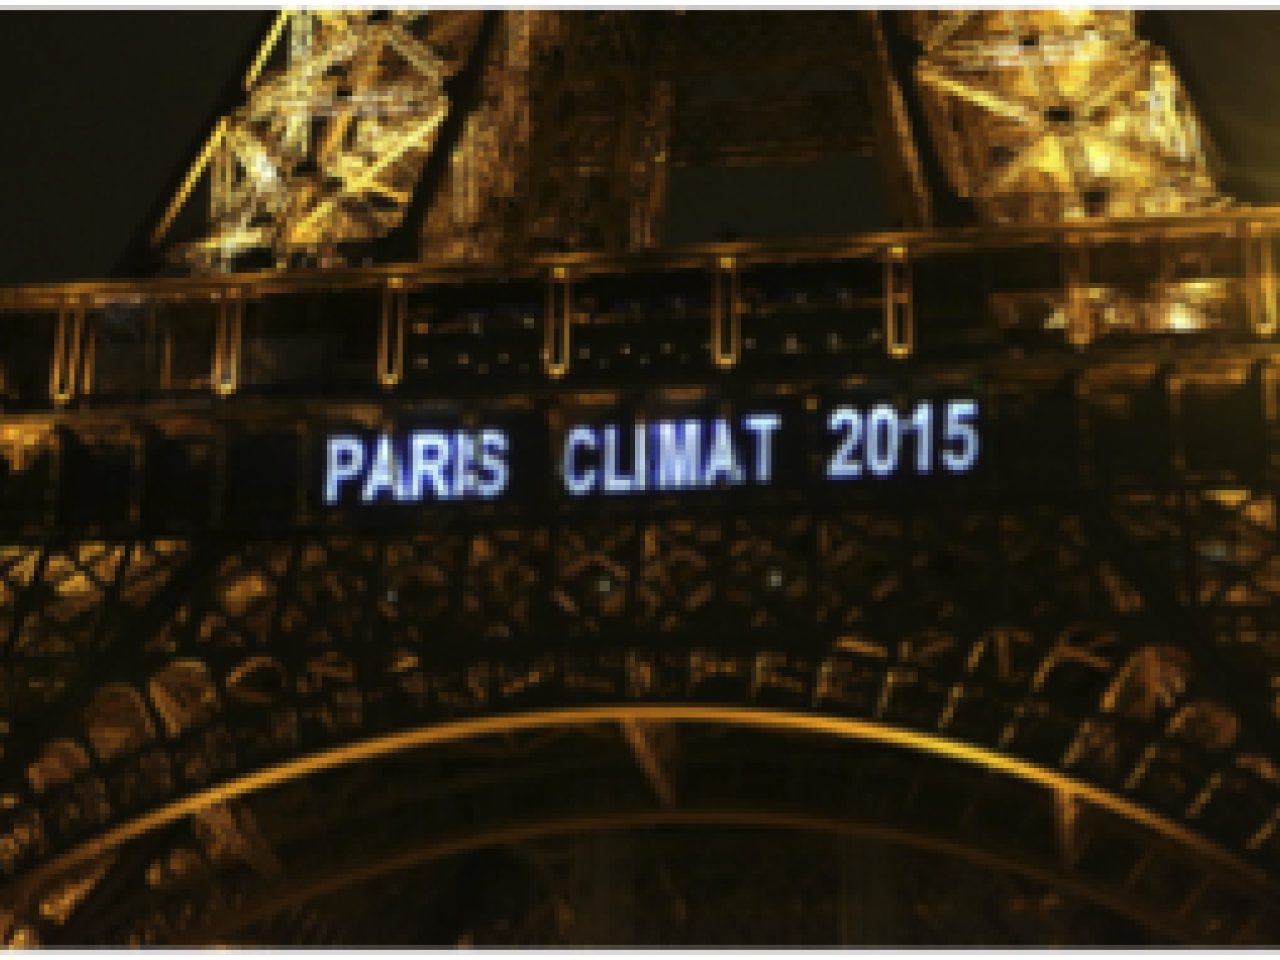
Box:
[827,401,979,479]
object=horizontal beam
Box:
[8,206,1280,308]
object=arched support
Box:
[43,727,1278,946]
[7,703,1277,930]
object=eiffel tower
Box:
[2,10,1280,946]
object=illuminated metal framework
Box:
[2,8,1280,947]
[906,10,1243,346]
[155,11,477,269]
[154,11,917,269]
[909,10,1222,223]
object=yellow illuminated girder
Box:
[155,11,486,271]
[154,11,575,270]
[907,11,1223,224]
[904,10,1235,344]
[11,704,1273,915]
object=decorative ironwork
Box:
[908,11,1222,223]
[2,8,1280,946]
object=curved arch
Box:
[9,703,1276,916]
[162,809,1193,946]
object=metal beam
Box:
[196,803,284,880]
[619,719,676,807]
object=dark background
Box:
[1,11,1278,287]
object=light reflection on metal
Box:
[418,13,674,262]
[8,12,1280,944]
[378,278,407,388]
[712,256,740,368]
[14,704,1273,908]
[884,245,914,359]
[156,11,488,272]
[49,298,87,405]
[212,289,243,396]
[907,10,1235,347]
[994,276,1234,344]
[907,11,1222,223]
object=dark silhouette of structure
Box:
[2,11,1280,946]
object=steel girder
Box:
[905,11,1222,224]
[3,6,1277,946]
[2,255,1280,941]
[4,444,1280,942]
[151,11,899,271]
[21,727,1277,945]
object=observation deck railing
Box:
[0,207,1278,412]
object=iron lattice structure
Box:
[154,10,919,269]
[2,9,1280,946]
[908,10,1222,223]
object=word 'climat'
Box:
[562,414,781,495]
[325,430,510,503]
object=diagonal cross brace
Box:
[1077,500,1280,756]
[619,718,677,807]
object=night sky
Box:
[2,10,1280,287]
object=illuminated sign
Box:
[826,400,979,479]
[325,429,510,504]
[320,400,980,507]
[562,414,781,496]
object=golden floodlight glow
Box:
[905,11,1237,348]
[907,11,1222,223]
[157,11,481,271]
[14,704,1273,907]
[8,12,1280,946]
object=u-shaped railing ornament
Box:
[49,296,88,405]
[884,245,914,359]
[378,277,407,388]
[545,265,572,378]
